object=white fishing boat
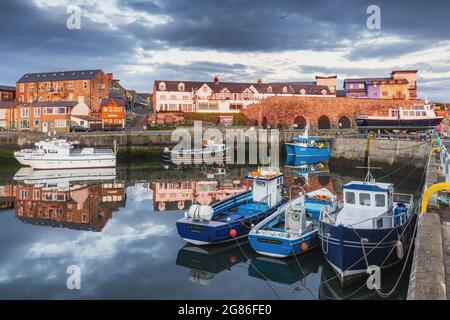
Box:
[163,140,231,165]
[16,140,117,170]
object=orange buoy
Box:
[301,242,309,252]
[230,229,237,238]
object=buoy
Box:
[396,240,404,260]
[230,229,237,238]
[301,242,309,252]
[230,255,237,263]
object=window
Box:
[55,119,68,128]
[29,84,34,91]
[182,95,189,100]
[34,119,40,126]
[44,108,54,114]
[409,111,415,116]
[171,95,176,100]
[376,219,383,229]
[33,190,40,199]
[20,120,30,128]
[345,192,355,204]
[20,84,24,92]
[21,108,29,117]
[321,89,328,95]
[68,82,73,90]
[282,86,288,93]
[267,86,272,93]
[203,86,208,93]
[359,193,371,206]
[159,82,166,91]
[20,190,28,199]
[160,95,166,100]
[299,88,306,95]
[34,108,41,117]
[0,110,5,119]
[58,107,66,114]
[178,83,185,91]
[83,81,88,89]
[375,194,386,207]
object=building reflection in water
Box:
[13,168,126,232]
[152,180,249,212]
[0,184,15,210]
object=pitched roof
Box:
[17,69,103,83]
[0,102,21,109]
[0,85,16,91]
[154,80,331,95]
[101,98,126,106]
[29,101,79,107]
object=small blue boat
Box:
[176,167,286,246]
[248,188,337,258]
[318,168,415,288]
[285,126,332,158]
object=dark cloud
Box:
[0,0,450,99]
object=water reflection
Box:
[152,180,249,212]
[176,241,254,286]
[12,168,126,232]
[0,157,418,299]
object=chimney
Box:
[257,79,262,85]
[213,75,219,84]
[106,73,114,81]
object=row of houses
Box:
[0,68,151,132]
[0,97,126,132]
[152,70,419,113]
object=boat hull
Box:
[285,144,331,158]
[248,230,318,258]
[356,117,443,130]
[24,156,116,170]
[319,215,416,288]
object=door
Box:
[42,122,48,133]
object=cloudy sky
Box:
[1,0,450,100]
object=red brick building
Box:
[101,98,126,130]
[16,69,111,116]
[0,85,16,102]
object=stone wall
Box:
[242,96,422,129]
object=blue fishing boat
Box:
[248,188,338,258]
[285,126,332,158]
[318,168,416,288]
[176,167,286,245]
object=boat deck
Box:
[213,202,269,223]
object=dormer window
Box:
[321,89,328,95]
[178,82,185,91]
[267,86,272,93]
[299,88,306,95]
[282,86,288,93]
[159,82,166,91]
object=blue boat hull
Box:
[249,231,319,258]
[176,192,286,245]
[319,215,416,287]
[285,144,331,158]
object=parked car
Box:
[71,125,92,132]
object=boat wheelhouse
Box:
[356,103,443,130]
[176,167,286,246]
[248,188,337,258]
[319,171,415,288]
[14,139,77,166]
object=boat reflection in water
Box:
[152,179,249,212]
[248,251,322,288]
[318,260,408,300]
[176,241,254,286]
[13,168,126,232]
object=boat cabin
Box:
[336,181,394,229]
[246,167,284,208]
[388,104,436,119]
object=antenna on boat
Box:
[356,158,382,183]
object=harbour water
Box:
[0,154,423,300]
